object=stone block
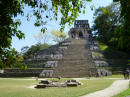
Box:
[35,84,46,88]
[70,79,77,82]
[40,80,51,84]
[67,83,78,87]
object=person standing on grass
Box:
[123,70,127,79]
[123,69,130,79]
[126,69,130,79]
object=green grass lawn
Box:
[98,43,108,51]
[0,78,115,97]
[113,88,130,97]
[103,74,124,78]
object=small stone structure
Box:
[68,20,91,39]
[35,79,82,88]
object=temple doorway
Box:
[71,31,75,38]
[79,31,83,38]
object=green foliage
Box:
[22,44,50,59]
[113,0,130,52]
[93,2,122,48]
[98,43,108,51]
[0,0,26,69]
[93,1,130,53]
[113,88,130,97]
[0,48,26,69]
[98,42,129,59]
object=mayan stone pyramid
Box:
[1,20,111,78]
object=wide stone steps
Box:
[53,38,97,77]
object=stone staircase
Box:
[53,38,97,78]
[89,40,112,76]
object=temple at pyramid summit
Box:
[0,20,112,78]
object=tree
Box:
[0,48,26,69]
[51,30,66,43]
[93,2,122,47]
[34,32,50,44]
[114,0,130,52]
[22,44,50,59]
[0,0,91,68]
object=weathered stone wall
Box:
[0,69,43,77]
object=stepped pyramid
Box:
[1,20,111,77]
[39,20,98,77]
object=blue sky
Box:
[12,0,113,52]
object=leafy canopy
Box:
[113,0,130,52]
[93,1,130,53]
[93,2,122,47]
